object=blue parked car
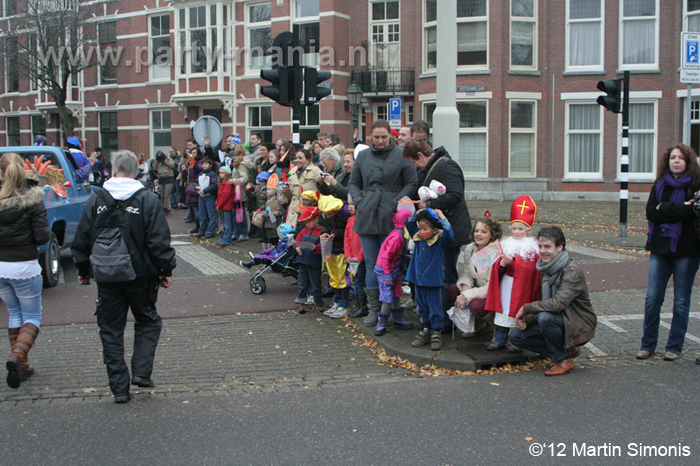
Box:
[0,146,93,287]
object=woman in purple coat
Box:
[180,147,204,233]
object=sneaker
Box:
[295,297,306,305]
[238,236,249,241]
[323,303,339,316]
[330,306,348,319]
[430,330,443,351]
[411,329,431,348]
[305,295,315,305]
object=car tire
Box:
[41,233,61,288]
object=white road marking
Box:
[174,244,247,275]
[584,342,608,357]
[658,321,700,344]
[598,318,628,333]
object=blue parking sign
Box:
[688,40,699,63]
[389,98,401,121]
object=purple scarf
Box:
[648,172,692,253]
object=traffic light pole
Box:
[619,71,630,237]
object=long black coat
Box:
[420,146,472,247]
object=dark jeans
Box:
[198,195,218,235]
[641,253,700,354]
[297,264,323,306]
[510,312,568,362]
[95,278,162,396]
[354,260,367,298]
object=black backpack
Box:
[89,188,152,282]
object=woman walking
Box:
[637,144,700,361]
[0,153,50,388]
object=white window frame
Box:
[685,0,700,32]
[423,0,437,72]
[510,0,538,71]
[618,100,657,181]
[292,0,320,67]
[619,0,658,71]
[151,108,172,159]
[98,21,117,86]
[508,100,537,178]
[374,103,388,121]
[565,0,605,72]
[176,3,226,76]
[564,102,604,180]
[245,1,272,74]
[405,102,414,124]
[423,99,489,177]
[149,14,171,81]
[247,104,273,142]
[369,0,401,68]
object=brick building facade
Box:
[1,0,698,200]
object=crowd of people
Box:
[1,123,700,403]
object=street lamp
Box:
[347,80,363,138]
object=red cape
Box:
[484,255,541,318]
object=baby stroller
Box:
[240,236,299,294]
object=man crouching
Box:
[511,226,597,376]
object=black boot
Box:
[348,295,368,318]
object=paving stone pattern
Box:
[0,313,399,405]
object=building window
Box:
[566,103,602,178]
[247,2,272,71]
[405,102,414,124]
[151,109,171,156]
[4,37,19,92]
[99,21,117,84]
[100,112,118,157]
[32,115,46,143]
[293,0,320,66]
[300,104,320,144]
[686,0,700,31]
[423,101,489,176]
[177,4,223,74]
[6,116,20,146]
[370,1,400,68]
[374,103,388,121]
[150,15,171,80]
[620,0,657,69]
[248,105,272,143]
[511,0,537,69]
[509,101,536,177]
[566,0,604,71]
[4,0,17,17]
[627,102,656,176]
[424,0,487,71]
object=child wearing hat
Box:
[318,195,352,319]
[406,208,453,350]
[374,210,415,336]
[294,206,324,313]
[484,195,541,351]
[215,166,235,247]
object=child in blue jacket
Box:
[405,208,453,350]
[195,159,219,238]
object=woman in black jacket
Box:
[0,153,50,388]
[637,144,700,362]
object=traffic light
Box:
[304,68,332,105]
[260,67,292,106]
[596,78,622,113]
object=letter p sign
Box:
[688,41,699,64]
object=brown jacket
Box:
[522,259,597,348]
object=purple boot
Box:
[391,307,414,330]
[374,313,390,336]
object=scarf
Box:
[648,171,692,253]
[536,249,570,300]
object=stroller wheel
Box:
[250,276,266,294]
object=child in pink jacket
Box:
[373,210,414,336]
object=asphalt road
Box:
[1,362,697,465]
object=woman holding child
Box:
[286,149,323,227]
